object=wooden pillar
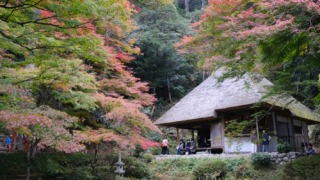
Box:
[191,130,194,141]
[271,111,277,152]
[290,115,296,151]
[221,112,225,151]
[272,111,277,132]
[176,128,180,145]
[255,114,260,152]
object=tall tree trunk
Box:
[202,70,206,81]
[150,86,156,116]
[92,144,99,174]
[201,0,206,10]
[27,137,38,180]
[152,86,156,94]
[166,74,172,103]
[9,130,16,153]
[27,138,39,162]
[185,0,190,14]
[150,105,156,117]
[26,165,30,180]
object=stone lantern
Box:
[114,153,125,179]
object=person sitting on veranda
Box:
[306,143,315,155]
[176,139,185,155]
[189,140,196,154]
[185,140,191,155]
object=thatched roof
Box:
[155,70,320,126]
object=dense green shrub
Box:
[151,157,198,178]
[0,152,153,179]
[148,132,162,142]
[150,146,161,155]
[0,152,29,179]
[104,154,153,179]
[0,152,94,179]
[276,143,292,153]
[142,153,154,163]
[192,159,227,179]
[0,152,28,169]
[150,158,202,179]
[225,158,247,173]
[234,164,256,179]
[250,153,271,167]
[282,155,320,179]
[33,153,94,179]
[133,143,144,157]
[123,156,153,179]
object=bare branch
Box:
[4,8,18,21]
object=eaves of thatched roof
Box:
[155,70,320,126]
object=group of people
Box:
[3,134,29,153]
[176,139,196,155]
[252,130,317,155]
[162,130,318,155]
[161,138,196,155]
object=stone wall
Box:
[270,152,300,165]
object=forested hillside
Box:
[130,0,204,118]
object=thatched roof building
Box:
[155,70,320,126]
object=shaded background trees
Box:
[130,1,202,118]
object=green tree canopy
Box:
[179,0,320,109]
[0,0,160,155]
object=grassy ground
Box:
[149,156,286,180]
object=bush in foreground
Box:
[142,152,154,163]
[0,152,153,179]
[276,143,292,153]
[282,155,320,179]
[192,159,227,179]
[234,164,256,179]
[250,153,271,168]
[0,152,94,179]
[123,156,153,179]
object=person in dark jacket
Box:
[262,130,271,152]
[185,140,191,155]
[176,139,185,155]
[306,143,315,155]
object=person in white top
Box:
[161,139,169,155]
[250,130,257,153]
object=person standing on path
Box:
[250,130,257,153]
[161,138,169,155]
[6,135,12,152]
[262,130,271,152]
